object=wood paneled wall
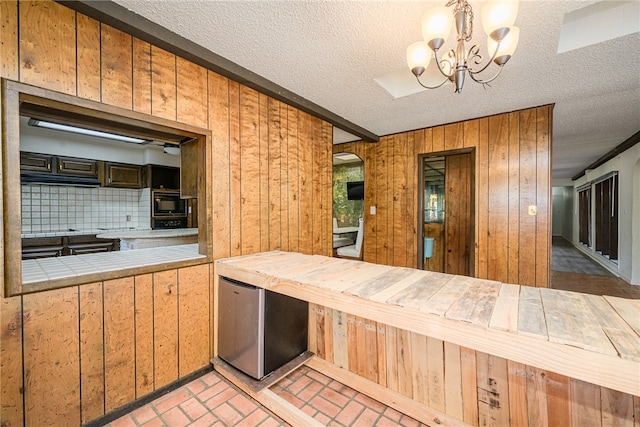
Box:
[209,77,332,260]
[309,303,639,426]
[335,107,552,287]
[4,265,210,426]
[0,1,332,426]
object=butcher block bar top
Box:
[215,251,640,396]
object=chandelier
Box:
[406,0,520,93]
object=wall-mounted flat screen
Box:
[347,181,364,200]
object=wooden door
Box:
[421,152,474,276]
[444,153,473,276]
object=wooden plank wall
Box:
[310,304,640,426]
[0,1,332,426]
[14,265,210,427]
[335,108,552,288]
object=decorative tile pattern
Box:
[106,371,287,427]
[106,366,428,427]
[21,244,204,284]
[271,366,428,427]
[21,184,150,233]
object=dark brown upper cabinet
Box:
[103,162,143,188]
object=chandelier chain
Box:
[446,0,474,42]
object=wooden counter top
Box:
[215,251,640,396]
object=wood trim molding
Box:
[55,0,379,143]
[572,130,640,180]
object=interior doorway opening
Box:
[332,152,364,259]
[418,150,475,276]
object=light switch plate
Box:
[528,205,537,216]
[370,206,376,215]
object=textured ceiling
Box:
[112,0,640,179]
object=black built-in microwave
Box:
[151,190,187,229]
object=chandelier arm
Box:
[414,75,450,90]
[467,40,501,76]
[468,64,505,85]
[432,48,455,79]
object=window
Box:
[577,172,618,263]
[595,174,618,261]
[2,79,211,296]
[578,187,591,247]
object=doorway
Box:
[332,152,364,257]
[418,151,474,276]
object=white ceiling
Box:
[112,0,640,179]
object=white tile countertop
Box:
[95,228,198,239]
[22,244,205,285]
[21,227,152,239]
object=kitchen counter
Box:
[215,251,640,396]
[96,228,198,250]
[95,228,197,239]
[21,227,150,239]
[22,244,205,289]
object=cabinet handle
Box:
[59,163,63,171]
[47,162,51,171]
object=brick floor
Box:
[105,371,286,427]
[271,366,427,427]
[105,366,427,427]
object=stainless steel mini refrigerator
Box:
[218,276,308,380]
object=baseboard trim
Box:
[83,365,213,427]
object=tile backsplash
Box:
[21,185,151,233]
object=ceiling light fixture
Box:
[163,144,180,155]
[28,119,150,144]
[406,0,520,93]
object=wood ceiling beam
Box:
[572,130,640,180]
[56,0,380,143]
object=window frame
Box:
[2,79,212,296]
[576,171,619,265]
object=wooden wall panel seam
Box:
[75,12,78,96]
[176,268,180,377]
[102,279,107,413]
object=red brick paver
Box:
[105,365,427,427]
[272,365,428,427]
[105,371,285,427]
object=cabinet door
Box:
[20,152,53,173]
[105,162,142,188]
[21,237,64,260]
[57,156,98,177]
[67,235,119,255]
[180,138,201,199]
